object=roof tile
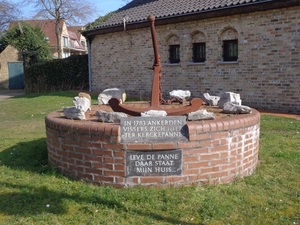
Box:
[94,0,272,29]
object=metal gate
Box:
[8,62,24,89]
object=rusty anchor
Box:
[109,14,203,116]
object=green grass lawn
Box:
[0,91,299,225]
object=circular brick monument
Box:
[46,16,260,188]
[45,106,260,188]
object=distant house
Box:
[67,26,88,57]
[0,20,88,89]
[83,0,300,113]
[10,19,87,58]
[0,45,24,89]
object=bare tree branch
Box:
[22,0,97,58]
[30,0,97,25]
[0,0,21,35]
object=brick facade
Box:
[90,6,300,113]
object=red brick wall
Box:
[46,109,260,187]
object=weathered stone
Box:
[217,92,242,108]
[95,110,127,123]
[63,106,86,120]
[188,109,215,121]
[223,102,252,114]
[73,96,91,112]
[169,90,191,100]
[78,92,91,104]
[126,150,182,176]
[98,88,126,105]
[141,110,167,117]
[201,93,220,106]
[120,116,188,143]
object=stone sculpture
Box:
[222,102,252,114]
[73,96,91,112]
[169,90,191,100]
[141,110,167,117]
[63,107,86,120]
[98,88,126,105]
[217,92,242,108]
[78,92,91,104]
[95,110,127,123]
[200,93,220,106]
[188,109,215,121]
[63,94,91,120]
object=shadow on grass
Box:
[0,181,123,216]
[0,181,198,225]
[0,139,120,216]
[0,138,50,174]
[0,139,197,224]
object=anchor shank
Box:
[148,15,162,108]
[150,66,161,108]
[148,15,160,67]
[108,14,204,116]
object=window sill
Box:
[187,62,206,66]
[217,61,238,64]
[164,63,181,66]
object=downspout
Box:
[87,38,92,92]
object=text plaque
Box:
[126,150,182,177]
[120,116,188,143]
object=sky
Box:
[11,0,127,23]
[95,0,127,16]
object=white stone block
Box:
[169,90,191,100]
[63,106,86,120]
[98,88,126,105]
[141,110,167,117]
[218,92,242,108]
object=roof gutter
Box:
[83,0,300,38]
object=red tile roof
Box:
[68,30,78,40]
[67,30,85,50]
[68,26,84,40]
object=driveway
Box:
[0,89,26,101]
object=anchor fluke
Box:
[108,98,142,116]
[108,97,204,116]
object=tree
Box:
[0,0,21,35]
[26,0,97,58]
[0,22,52,63]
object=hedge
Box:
[25,54,89,93]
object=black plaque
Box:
[120,116,188,143]
[126,149,182,177]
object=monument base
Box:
[45,106,260,188]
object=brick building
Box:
[84,0,300,113]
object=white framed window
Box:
[63,36,68,47]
